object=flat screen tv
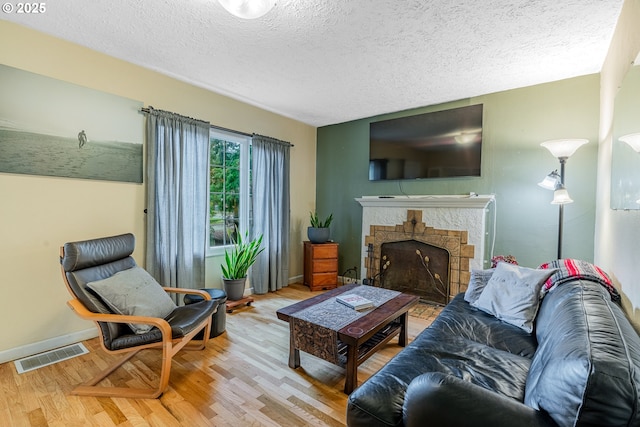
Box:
[369,104,483,180]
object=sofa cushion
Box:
[346,294,537,427]
[525,280,640,427]
[403,373,558,427]
[348,332,533,427]
[436,293,539,358]
[472,263,556,332]
[87,267,177,334]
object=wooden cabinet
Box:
[303,241,338,291]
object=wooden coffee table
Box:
[276,283,419,394]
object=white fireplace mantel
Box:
[356,194,495,274]
[355,194,494,209]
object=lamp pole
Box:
[557,157,567,260]
[540,138,587,261]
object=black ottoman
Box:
[184,289,227,338]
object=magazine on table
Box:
[336,294,375,311]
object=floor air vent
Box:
[14,343,89,374]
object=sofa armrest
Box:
[403,373,558,427]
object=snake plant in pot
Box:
[221,230,264,300]
[307,211,333,244]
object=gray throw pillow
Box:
[86,267,177,334]
[464,268,495,304]
[471,262,557,333]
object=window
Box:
[208,129,251,254]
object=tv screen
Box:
[369,104,483,180]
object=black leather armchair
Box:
[60,233,219,399]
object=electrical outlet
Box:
[341,276,357,285]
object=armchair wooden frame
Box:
[60,245,215,399]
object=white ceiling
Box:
[2,0,625,127]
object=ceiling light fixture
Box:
[217,0,276,19]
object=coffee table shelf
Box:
[336,318,403,367]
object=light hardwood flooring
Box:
[0,283,439,427]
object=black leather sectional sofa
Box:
[346,279,640,427]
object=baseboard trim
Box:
[289,275,302,284]
[0,328,98,364]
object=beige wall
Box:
[596,0,640,330]
[0,21,317,361]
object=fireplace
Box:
[356,195,494,305]
[379,240,450,305]
[363,209,474,304]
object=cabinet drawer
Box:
[313,259,337,273]
[313,244,338,259]
[312,272,337,286]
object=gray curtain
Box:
[145,107,210,300]
[252,134,291,293]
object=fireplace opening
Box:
[379,240,450,305]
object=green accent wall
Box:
[316,74,600,278]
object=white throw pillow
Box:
[471,262,557,332]
[87,267,177,334]
[464,268,495,304]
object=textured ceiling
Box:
[2,0,625,127]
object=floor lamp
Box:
[538,139,588,260]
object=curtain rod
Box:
[141,107,292,145]
[210,123,253,138]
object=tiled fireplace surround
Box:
[356,195,495,304]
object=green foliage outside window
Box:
[210,138,240,247]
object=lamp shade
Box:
[540,139,588,159]
[619,133,640,152]
[218,0,276,19]
[551,185,573,204]
[538,170,560,190]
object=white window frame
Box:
[207,128,251,257]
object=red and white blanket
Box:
[538,259,621,304]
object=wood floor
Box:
[0,283,439,427]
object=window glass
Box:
[209,130,250,251]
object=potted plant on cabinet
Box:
[307,211,333,244]
[221,230,264,301]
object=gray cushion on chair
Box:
[87,267,177,334]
